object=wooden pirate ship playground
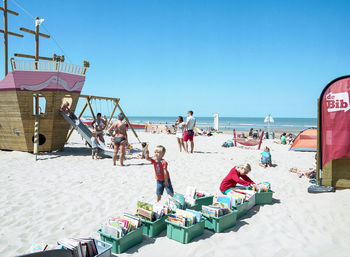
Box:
[0,0,138,155]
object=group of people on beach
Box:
[88,111,309,203]
[173,110,196,153]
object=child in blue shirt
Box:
[259,146,272,168]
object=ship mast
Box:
[0,0,23,76]
[14,17,64,64]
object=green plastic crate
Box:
[233,201,248,219]
[187,203,201,211]
[97,226,143,254]
[203,210,238,233]
[141,215,167,237]
[195,195,214,206]
[255,191,274,205]
[165,219,205,244]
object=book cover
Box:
[173,192,185,208]
[185,209,202,223]
[217,196,232,209]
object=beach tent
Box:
[290,128,317,152]
[318,76,350,188]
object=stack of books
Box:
[137,201,169,221]
[217,190,247,209]
[184,186,210,207]
[254,182,271,192]
[167,209,202,227]
[101,213,141,238]
[184,186,196,206]
[137,201,153,221]
[166,192,186,210]
[202,202,231,217]
[57,237,98,257]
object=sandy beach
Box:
[1,130,350,257]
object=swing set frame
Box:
[65,94,140,143]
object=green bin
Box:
[255,191,274,205]
[233,201,248,219]
[141,215,167,237]
[97,226,143,254]
[187,203,201,211]
[165,219,205,244]
[203,210,238,233]
[195,195,214,207]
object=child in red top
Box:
[147,145,174,202]
[219,164,255,194]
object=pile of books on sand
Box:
[100,213,141,238]
[167,209,202,227]
[137,200,169,221]
[202,202,231,218]
[57,237,98,257]
[254,182,271,192]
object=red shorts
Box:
[183,130,194,142]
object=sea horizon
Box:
[82,115,317,132]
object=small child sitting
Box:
[280,133,287,144]
[286,133,293,144]
[146,145,174,202]
[91,131,100,160]
[259,146,272,168]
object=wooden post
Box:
[15,20,51,65]
[116,103,141,143]
[106,99,118,129]
[35,93,39,115]
[35,17,39,61]
[35,17,39,69]
[0,0,23,76]
[77,101,88,120]
[34,114,40,160]
[86,97,96,120]
[3,0,7,75]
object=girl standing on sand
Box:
[175,116,185,152]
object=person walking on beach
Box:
[108,113,128,166]
[146,145,174,202]
[175,116,185,152]
[184,110,196,153]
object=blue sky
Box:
[1,0,350,118]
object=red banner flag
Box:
[321,77,350,167]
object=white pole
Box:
[213,113,219,131]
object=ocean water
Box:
[125,116,317,132]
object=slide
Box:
[59,111,113,157]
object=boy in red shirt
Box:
[147,145,174,202]
[220,164,256,194]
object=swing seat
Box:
[234,138,261,146]
[233,130,264,150]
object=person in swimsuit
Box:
[175,116,185,152]
[108,113,128,166]
[92,113,107,143]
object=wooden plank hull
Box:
[0,70,85,152]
